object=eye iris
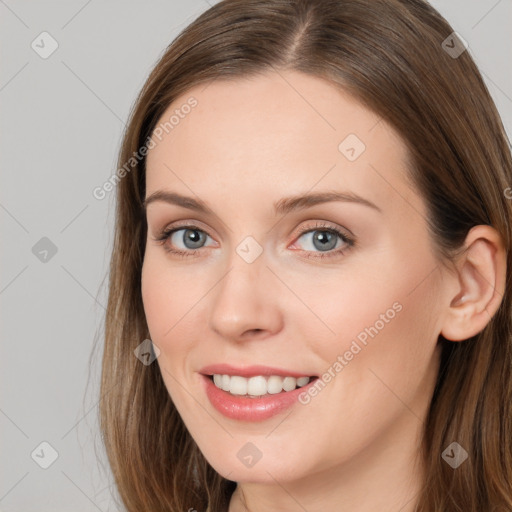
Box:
[313,230,337,251]
[183,229,205,249]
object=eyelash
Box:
[152,221,355,260]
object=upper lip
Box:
[199,363,316,379]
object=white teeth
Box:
[229,376,248,395]
[267,375,284,394]
[221,374,230,392]
[247,376,267,396]
[282,376,296,392]
[211,374,311,396]
[296,376,310,387]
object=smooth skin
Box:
[141,70,506,512]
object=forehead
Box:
[145,70,417,216]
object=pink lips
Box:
[199,364,318,422]
[199,363,313,379]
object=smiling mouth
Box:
[207,374,318,398]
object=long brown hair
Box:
[99,0,512,510]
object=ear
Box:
[440,225,507,342]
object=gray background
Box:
[1,1,511,510]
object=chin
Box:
[202,448,312,484]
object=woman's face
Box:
[142,70,447,485]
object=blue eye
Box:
[153,222,355,260]
[155,226,213,256]
[291,222,355,260]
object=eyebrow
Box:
[142,190,382,215]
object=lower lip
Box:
[201,374,318,422]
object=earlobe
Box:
[440,225,506,342]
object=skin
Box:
[141,70,506,512]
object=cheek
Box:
[141,255,167,338]
[141,251,207,342]
[141,255,192,405]
[320,271,441,425]
[141,254,189,383]
[299,247,442,390]
[140,250,214,405]
[289,264,441,464]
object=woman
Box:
[99,0,512,510]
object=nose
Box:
[208,247,283,343]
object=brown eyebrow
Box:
[273,191,382,214]
[142,190,382,215]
